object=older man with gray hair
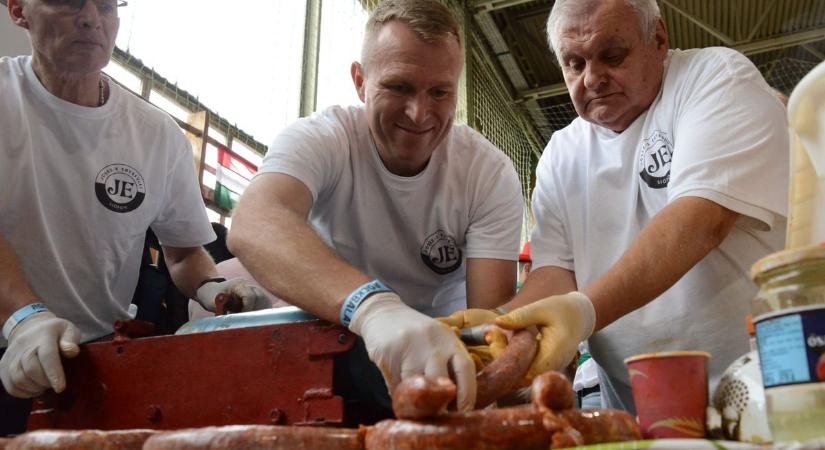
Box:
[445,0,788,412]
[0,0,268,435]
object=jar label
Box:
[755,306,825,388]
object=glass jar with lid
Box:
[750,244,825,442]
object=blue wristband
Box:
[2,302,49,339]
[340,280,393,327]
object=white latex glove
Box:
[195,278,271,313]
[0,312,80,398]
[495,291,595,380]
[349,292,477,412]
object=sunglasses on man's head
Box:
[43,0,128,14]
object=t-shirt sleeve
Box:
[529,141,575,271]
[151,126,216,247]
[668,48,789,231]
[464,148,523,261]
[257,107,349,202]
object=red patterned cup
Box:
[624,351,710,439]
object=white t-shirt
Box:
[0,56,215,344]
[531,48,788,412]
[260,105,523,316]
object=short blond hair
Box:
[362,0,462,66]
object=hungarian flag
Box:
[215,145,257,210]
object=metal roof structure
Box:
[467,0,825,140]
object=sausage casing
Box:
[7,429,155,450]
[530,370,576,411]
[142,425,364,450]
[366,406,563,450]
[475,328,538,408]
[392,376,456,419]
[555,409,642,447]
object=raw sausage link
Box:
[474,327,538,408]
[365,406,563,450]
[7,429,155,450]
[530,370,576,411]
[392,376,456,419]
[550,427,584,449]
[391,328,538,417]
[553,409,642,447]
[142,425,365,450]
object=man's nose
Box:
[405,93,431,125]
[583,62,608,91]
[76,0,103,29]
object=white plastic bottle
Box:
[747,59,825,443]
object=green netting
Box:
[759,57,820,95]
[466,31,542,237]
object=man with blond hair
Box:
[230,0,522,417]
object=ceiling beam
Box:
[802,44,825,62]
[745,0,777,42]
[469,0,537,14]
[515,29,825,102]
[734,28,825,55]
[660,0,735,46]
[515,82,568,103]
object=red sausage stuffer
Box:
[26,307,355,431]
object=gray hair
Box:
[546,0,661,55]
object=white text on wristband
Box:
[2,302,49,340]
[340,280,392,327]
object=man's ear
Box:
[8,0,30,30]
[654,18,668,53]
[351,61,366,103]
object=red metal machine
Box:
[27,308,355,430]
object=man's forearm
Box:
[0,234,39,324]
[163,246,219,299]
[229,173,377,324]
[229,203,371,324]
[583,196,739,331]
[465,258,517,310]
[503,265,577,311]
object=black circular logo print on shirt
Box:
[638,130,673,189]
[420,230,463,274]
[95,164,146,213]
